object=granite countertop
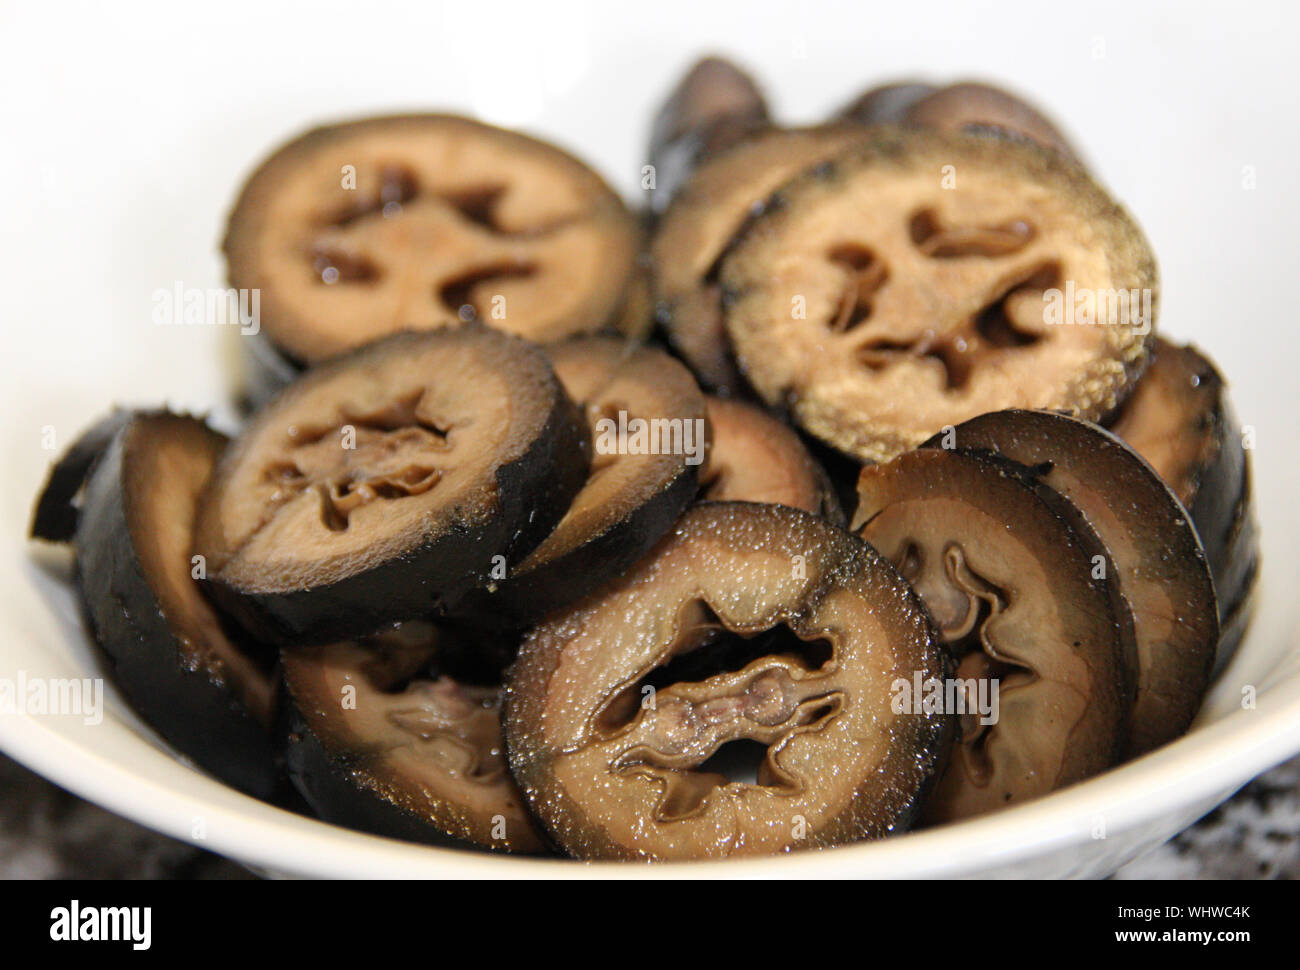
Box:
[1,752,1296,878]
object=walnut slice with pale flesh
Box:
[699,396,843,524]
[720,127,1156,463]
[650,124,869,395]
[195,327,588,646]
[506,502,949,861]
[225,114,639,370]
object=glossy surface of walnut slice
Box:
[282,622,546,853]
[196,327,588,645]
[929,409,1218,756]
[1108,339,1258,670]
[507,502,949,860]
[721,127,1155,463]
[39,411,280,798]
[853,449,1132,822]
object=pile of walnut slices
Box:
[32,57,1256,861]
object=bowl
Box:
[3,0,1298,878]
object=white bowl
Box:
[3,0,1298,878]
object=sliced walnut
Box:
[282,623,546,853]
[721,128,1155,463]
[35,411,279,799]
[929,409,1218,756]
[905,82,1078,159]
[835,81,937,126]
[699,396,842,523]
[647,55,771,213]
[853,449,1133,822]
[838,80,1078,159]
[650,125,869,394]
[195,327,588,645]
[506,502,949,860]
[1108,339,1258,670]
[455,336,706,626]
[225,114,638,365]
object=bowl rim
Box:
[3,630,1298,878]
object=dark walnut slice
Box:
[1210,489,1258,672]
[837,81,1076,159]
[195,327,588,645]
[903,82,1079,160]
[699,397,843,524]
[1108,338,1258,668]
[928,409,1218,757]
[282,622,546,853]
[225,114,639,366]
[721,127,1156,463]
[803,435,869,524]
[506,502,950,861]
[852,449,1132,823]
[1108,340,1235,513]
[836,81,937,125]
[650,125,869,395]
[238,328,302,414]
[647,55,771,214]
[456,337,706,627]
[33,411,279,798]
[29,408,131,542]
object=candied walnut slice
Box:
[29,408,132,543]
[506,502,950,861]
[225,114,639,365]
[929,409,1219,756]
[721,127,1156,463]
[33,411,279,798]
[651,125,869,394]
[281,622,546,853]
[835,81,938,126]
[903,82,1079,160]
[1108,339,1258,669]
[852,449,1133,822]
[700,396,843,523]
[195,327,588,645]
[647,55,771,213]
[838,80,1079,160]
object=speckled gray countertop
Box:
[1,751,1296,878]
